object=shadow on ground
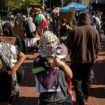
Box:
[93,61,105,85]
[13,97,39,105]
[20,62,35,87]
[89,87,105,98]
[12,96,74,105]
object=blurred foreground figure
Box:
[0,41,26,105]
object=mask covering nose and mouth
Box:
[39,31,60,57]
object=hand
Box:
[7,71,12,75]
[7,69,16,75]
[47,57,73,78]
[47,56,65,67]
[52,57,65,67]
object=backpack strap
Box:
[57,70,68,97]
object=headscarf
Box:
[39,31,59,57]
[0,42,18,68]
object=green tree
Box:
[41,0,71,8]
[22,0,40,8]
[7,0,40,14]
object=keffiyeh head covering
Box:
[39,31,59,57]
[0,42,18,68]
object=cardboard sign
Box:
[0,36,16,45]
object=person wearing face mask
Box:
[33,31,73,105]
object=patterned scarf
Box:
[0,42,18,68]
[39,31,59,57]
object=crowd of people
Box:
[0,4,103,105]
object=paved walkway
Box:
[13,39,105,105]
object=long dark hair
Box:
[2,22,23,51]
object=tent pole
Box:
[50,0,51,9]
[43,0,44,6]
[61,0,64,6]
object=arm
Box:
[59,61,73,79]
[66,24,72,30]
[9,52,26,74]
[52,57,73,79]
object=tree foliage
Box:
[41,0,71,8]
[0,0,8,16]
[0,0,7,10]
[7,0,40,12]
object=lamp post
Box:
[42,0,44,6]
[96,0,99,10]
[61,0,64,6]
[96,0,98,4]
[89,0,92,11]
[50,0,51,9]
[42,0,45,11]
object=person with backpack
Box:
[33,31,73,105]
